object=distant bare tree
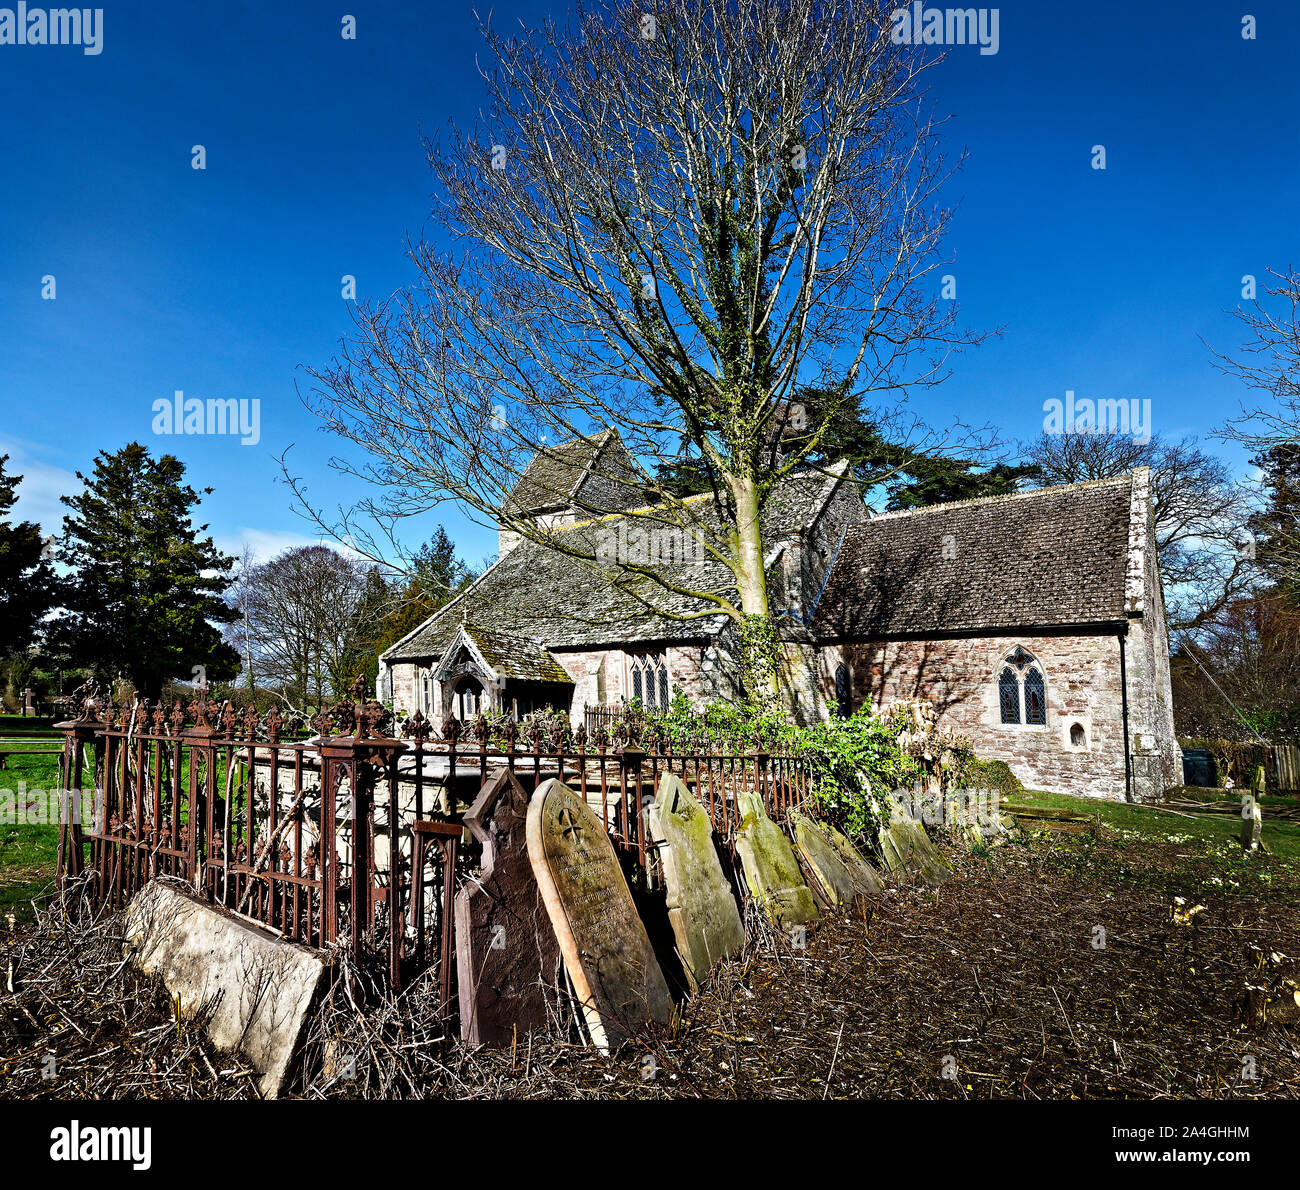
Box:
[1210,266,1300,453]
[236,546,373,711]
[1020,431,1256,632]
[1172,592,1300,743]
[292,0,984,701]
[1209,266,1300,599]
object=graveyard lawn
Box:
[0,746,69,920]
[3,791,1300,1098]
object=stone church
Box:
[379,431,1180,802]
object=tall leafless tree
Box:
[231,545,374,712]
[294,0,981,699]
[1019,431,1257,632]
[1211,266,1300,453]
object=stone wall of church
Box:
[1122,475,1183,800]
[554,640,743,722]
[823,633,1132,800]
[388,661,418,716]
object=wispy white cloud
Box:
[0,440,79,535]
[212,527,323,566]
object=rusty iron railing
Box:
[56,681,814,1018]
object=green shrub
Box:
[619,697,937,843]
[957,757,1024,801]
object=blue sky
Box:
[1,0,1296,570]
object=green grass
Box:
[0,750,69,919]
[0,824,58,919]
[1009,787,1300,863]
[0,714,56,730]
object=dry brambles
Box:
[2,824,1298,1099]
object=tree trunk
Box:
[730,473,781,708]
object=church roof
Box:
[384,465,852,660]
[501,429,638,516]
[435,623,574,684]
[812,473,1137,639]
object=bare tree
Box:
[1208,267,1300,596]
[1210,266,1300,453]
[238,546,374,712]
[224,544,258,694]
[1019,431,1256,633]
[1172,593,1300,743]
[293,0,982,700]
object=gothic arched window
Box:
[834,664,851,718]
[1024,667,1046,726]
[629,654,670,710]
[997,648,1047,728]
[998,667,1020,724]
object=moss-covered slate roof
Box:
[386,466,852,661]
[811,474,1136,639]
[442,623,575,684]
[500,429,646,517]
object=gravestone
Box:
[734,791,819,930]
[648,772,745,992]
[790,810,856,908]
[822,820,884,898]
[454,767,562,1046]
[526,777,672,1052]
[878,793,953,886]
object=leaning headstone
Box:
[455,767,562,1046]
[734,791,819,930]
[526,778,672,1052]
[878,793,953,886]
[1241,795,1262,853]
[124,880,328,1099]
[790,810,859,909]
[820,820,884,897]
[648,772,745,992]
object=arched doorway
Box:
[452,674,485,720]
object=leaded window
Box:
[629,654,670,710]
[1024,667,1046,725]
[997,648,1048,728]
[834,664,851,718]
[998,667,1020,723]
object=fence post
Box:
[185,687,220,903]
[55,716,99,889]
[318,682,408,972]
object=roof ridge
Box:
[863,471,1135,523]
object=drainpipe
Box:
[1118,629,1132,802]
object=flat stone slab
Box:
[124,879,329,1098]
[821,820,884,897]
[790,811,860,909]
[649,772,745,992]
[735,791,819,930]
[878,797,953,887]
[527,778,672,1052]
[455,768,563,1046]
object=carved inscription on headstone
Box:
[526,778,672,1052]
